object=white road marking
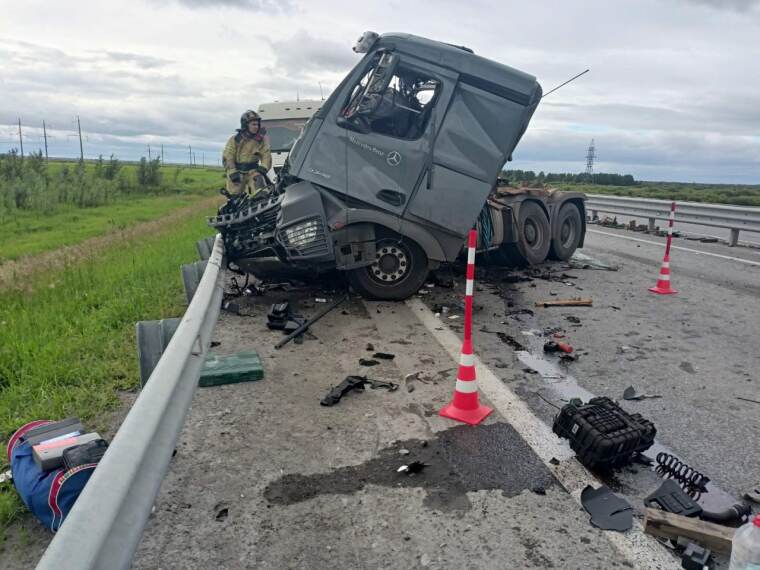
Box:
[588,229,760,267]
[406,297,680,570]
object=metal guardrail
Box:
[36,235,225,570]
[586,194,760,246]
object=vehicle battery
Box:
[552,397,656,469]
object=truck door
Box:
[332,53,457,216]
[407,79,529,237]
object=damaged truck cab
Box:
[210,32,586,300]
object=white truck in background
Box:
[257,100,323,174]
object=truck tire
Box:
[348,235,428,300]
[548,202,582,261]
[497,201,551,266]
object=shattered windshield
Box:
[261,118,310,152]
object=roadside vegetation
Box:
[0,152,223,261]
[501,169,760,207]
[0,207,216,534]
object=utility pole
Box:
[76,116,84,162]
[148,144,152,160]
[202,152,205,167]
[188,145,193,167]
[17,118,24,158]
[42,120,49,160]
[161,144,164,163]
[193,152,196,166]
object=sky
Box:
[1,0,759,183]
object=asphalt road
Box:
[5,224,757,569]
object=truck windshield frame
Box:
[339,52,442,142]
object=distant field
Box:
[0,162,224,262]
[554,181,760,207]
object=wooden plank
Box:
[643,508,735,554]
[535,298,593,308]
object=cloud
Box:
[267,30,358,76]
[169,0,292,10]
[104,51,173,69]
[679,0,760,11]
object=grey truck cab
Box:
[210,32,586,300]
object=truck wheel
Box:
[348,236,428,300]
[498,201,551,266]
[548,203,582,261]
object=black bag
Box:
[552,396,655,469]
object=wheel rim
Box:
[560,218,576,247]
[369,240,411,285]
[524,219,542,249]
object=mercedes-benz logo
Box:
[386,151,402,167]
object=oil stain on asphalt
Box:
[263,422,557,512]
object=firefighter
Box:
[222,109,272,195]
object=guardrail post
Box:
[135,318,182,387]
[591,209,598,221]
[196,236,216,261]
[182,260,208,304]
[648,217,656,232]
[729,228,740,247]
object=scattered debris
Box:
[549,457,560,466]
[215,506,229,521]
[372,352,395,360]
[559,353,577,363]
[744,483,760,504]
[553,397,655,469]
[643,508,734,554]
[531,484,547,495]
[737,396,760,405]
[581,485,633,531]
[505,308,534,318]
[399,448,410,456]
[496,332,526,351]
[366,343,375,351]
[320,375,398,406]
[275,294,349,350]
[397,461,427,475]
[569,252,619,271]
[200,351,264,387]
[535,298,593,308]
[622,386,662,401]
[655,452,710,500]
[543,341,573,354]
[359,358,380,367]
[448,315,460,320]
[566,315,582,324]
[699,237,718,243]
[0,469,12,484]
[644,479,703,518]
[315,298,328,303]
[681,543,711,570]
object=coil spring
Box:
[655,452,711,500]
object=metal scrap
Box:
[320,375,398,406]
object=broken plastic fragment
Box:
[622,386,662,401]
[580,485,633,531]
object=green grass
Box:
[0,163,224,262]
[0,208,217,534]
[0,194,213,262]
[554,181,760,207]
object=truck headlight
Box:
[284,218,320,247]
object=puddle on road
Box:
[263,423,557,512]
[517,348,738,512]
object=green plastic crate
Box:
[199,351,264,387]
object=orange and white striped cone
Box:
[649,201,678,295]
[439,229,493,426]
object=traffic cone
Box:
[649,253,677,295]
[439,228,492,425]
[649,201,678,295]
[439,338,493,425]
